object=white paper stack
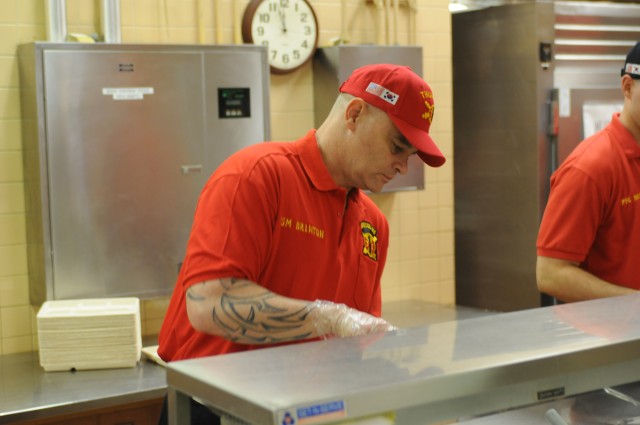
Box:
[37,298,142,372]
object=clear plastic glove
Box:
[309,300,396,339]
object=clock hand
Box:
[278,7,287,33]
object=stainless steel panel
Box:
[166,293,640,425]
[382,299,496,328]
[313,45,425,192]
[453,3,555,311]
[553,1,640,90]
[0,346,166,424]
[460,382,640,424]
[203,51,271,171]
[44,50,206,300]
[19,43,270,303]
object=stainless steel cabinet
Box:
[19,43,270,304]
[453,1,640,311]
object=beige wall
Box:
[0,0,454,355]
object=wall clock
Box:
[242,0,319,74]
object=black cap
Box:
[621,42,640,79]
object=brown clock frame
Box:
[241,0,319,75]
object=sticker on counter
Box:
[280,400,346,425]
[340,412,396,425]
[102,87,154,100]
[537,386,565,401]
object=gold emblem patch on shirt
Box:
[360,221,378,261]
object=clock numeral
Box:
[257,26,265,36]
[304,26,311,35]
[300,12,308,23]
[280,0,290,8]
[269,2,277,12]
[259,13,270,23]
[271,50,278,60]
[282,53,290,64]
[293,50,300,60]
[301,40,308,48]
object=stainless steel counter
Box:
[0,349,166,424]
[382,299,496,328]
[166,294,640,425]
[0,301,486,424]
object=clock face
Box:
[243,0,319,74]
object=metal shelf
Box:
[166,293,640,425]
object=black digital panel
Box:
[218,88,250,118]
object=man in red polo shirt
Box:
[536,42,640,302]
[157,64,445,425]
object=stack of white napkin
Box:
[37,298,142,372]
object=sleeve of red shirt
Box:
[537,165,606,263]
[179,156,278,289]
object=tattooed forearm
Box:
[186,278,315,344]
[214,297,313,343]
[186,289,205,301]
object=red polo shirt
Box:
[159,130,389,361]
[537,113,640,288]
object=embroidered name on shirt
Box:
[280,216,325,239]
[621,192,640,206]
[361,221,378,261]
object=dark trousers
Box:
[158,395,221,425]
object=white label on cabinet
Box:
[102,87,154,100]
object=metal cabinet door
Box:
[43,50,207,299]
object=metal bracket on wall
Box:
[365,0,410,6]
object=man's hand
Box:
[309,300,396,339]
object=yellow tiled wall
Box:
[0,0,453,355]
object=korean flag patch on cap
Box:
[366,82,399,105]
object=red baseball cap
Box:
[339,63,445,167]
